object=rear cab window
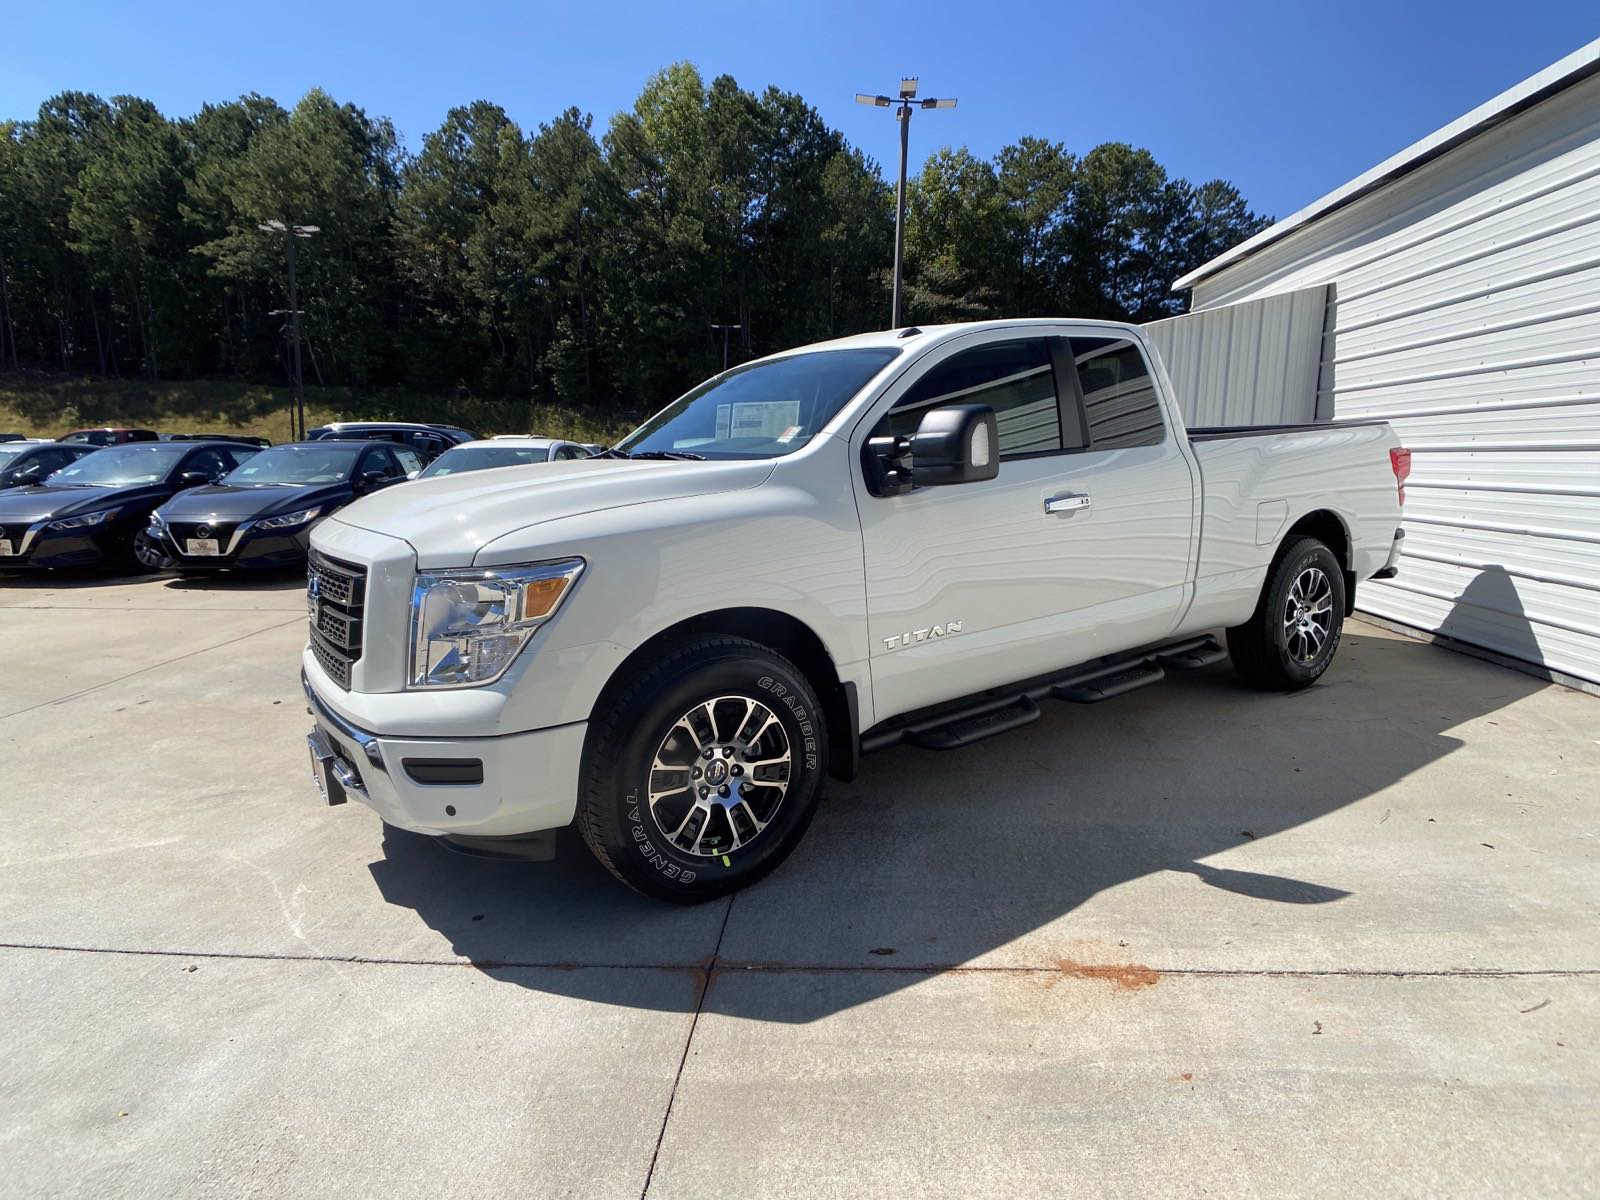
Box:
[1069,337,1165,449]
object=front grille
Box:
[310,633,352,689]
[308,550,367,690]
[168,521,235,552]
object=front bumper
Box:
[150,522,314,571]
[302,670,586,838]
[0,522,114,569]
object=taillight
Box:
[1389,447,1411,506]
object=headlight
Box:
[257,507,321,530]
[408,558,584,689]
[147,511,167,531]
[47,508,119,531]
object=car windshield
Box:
[224,444,361,485]
[418,445,549,478]
[48,444,190,485]
[616,348,900,460]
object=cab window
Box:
[884,339,1068,458]
[1069,337,1165,449]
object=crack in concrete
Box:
[2,941,1594,980]
[638,896,734,1200]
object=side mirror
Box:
[864,404,999,497]
[358,470,389,491]
[178,471,211,488]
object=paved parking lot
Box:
[2,573,1597,1198]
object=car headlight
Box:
[47,508,120,531]
[147,511,167,531]
[408,558,584,689]
[257,507,321,530]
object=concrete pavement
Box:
[1,574,1596,1197]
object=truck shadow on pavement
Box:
[370,579,1549,1023]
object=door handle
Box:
[1044,493,1091,516]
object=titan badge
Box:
[882,621,963,651]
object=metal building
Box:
[1173,38,1600,689]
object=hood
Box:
[158,482,348,524]
[330,457,775,565]
[0,482,170,527]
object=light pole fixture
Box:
[710,322,743,372]
[259,220,320,440]
[855,77,957,328]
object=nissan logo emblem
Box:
[195,524,212,539]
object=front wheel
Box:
[1227,535,1346,691]
[577,635,828,902]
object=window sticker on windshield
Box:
[776,425,802,443]
[728,401,800,440]
[715,404,732,440]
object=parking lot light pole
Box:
[855,79,957,329]
[259,220,320,440]
[710,323,742,372]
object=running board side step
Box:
[1053,662,1163,703]
[860,634,1225,755]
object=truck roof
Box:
[768,318,1145,359]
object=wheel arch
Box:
[589,606,859,782]
[1283,508,1356,615]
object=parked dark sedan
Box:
[141,440,422,573]
[0,441,257,571]
[0,441,101,491]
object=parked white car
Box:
[302,319,1407,900]
[415,437,596,479]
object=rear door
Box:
[854,328,1196,722]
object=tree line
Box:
[0,63,1269,417]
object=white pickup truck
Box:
[302,319,1407,900]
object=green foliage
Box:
[0,71,1269,423]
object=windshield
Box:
[419,445,549,478]
[224,444,361,485]
[48,444,190,486]
[616,348,900,460]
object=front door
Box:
[854,330,1197,724]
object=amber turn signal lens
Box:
[517,576,573,622]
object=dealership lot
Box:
[1,575,1596,1198]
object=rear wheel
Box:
[577,636,828,902]
[1227,535,1346,691]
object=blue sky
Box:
[2,0,1594,221]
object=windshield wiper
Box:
[627,450,706,461]
[586,447,632,459]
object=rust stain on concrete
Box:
[1051,957,1160,991]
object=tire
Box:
[577,635,828,903]
[1227,535,1346,691]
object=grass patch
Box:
[0,370,636,446]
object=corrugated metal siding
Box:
[1190,72,1600,685]
[1143,286,1328,426]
